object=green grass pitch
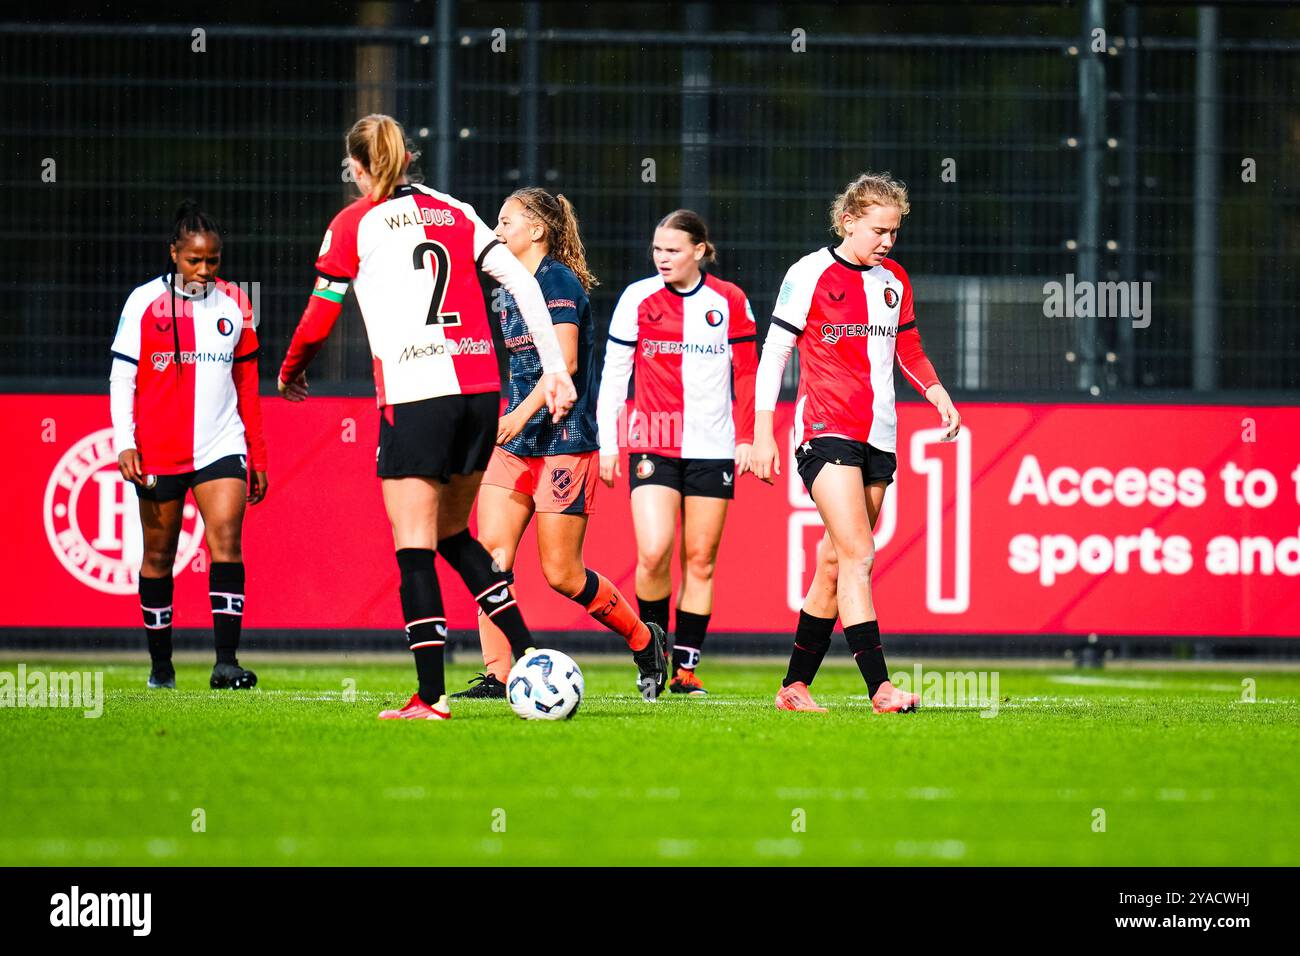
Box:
[1,656,1296,866]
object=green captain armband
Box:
[312,275,349,303]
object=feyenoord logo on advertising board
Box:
[43,429,205,595]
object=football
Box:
[507,650,584,721]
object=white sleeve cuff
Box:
[109,358,137,454]
[755,324,796,412]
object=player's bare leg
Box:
[811,466,914,714]
[378,475,451,719]
[535,511,663,698]
[138,496,184,689]
[672,495,728,694]
[630,484,680,604]
[435,471,544,678]
[630,484,680,691]
[781,483,887,699]
[193,477,257,689]
[803,482,913,711]
[452,482,533,698]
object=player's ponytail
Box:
[509,187,598,292]
[830,172,911,237]
[347,114,416,201]
[656,209,717,265]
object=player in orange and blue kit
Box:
[454,187,668,702]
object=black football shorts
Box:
[627,452,735,500]
[135,453,247,502]
[794,437,897,496]
[377,392,500,481]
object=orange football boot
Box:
[774,681,828,713]
[871,682,919,714]
[378,692,452,720]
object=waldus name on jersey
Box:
[49,886,151,936]
[384,208,457,229]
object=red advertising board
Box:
[5,395,1298,636]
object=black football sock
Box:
[673,609,710,671]
[209,561,245,666]
[139,574,174,665]
[844,619,889,697]
[783,610,836,687]
[396,548,446,705]
[637,595,670,634]
[438,529,534,661]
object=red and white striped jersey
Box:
[771,247,938,453]
[597,272,758,459]
[109,276,266,475]
[282,183,501,406]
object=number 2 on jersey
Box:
[411,240,461,327]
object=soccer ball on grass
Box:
[507,649,584,720]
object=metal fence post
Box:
[1117,2,1140,388]
[1077,0,1106,393]
[682,3,711,218]
[1192,6,1220,391]
[434,0,456,191]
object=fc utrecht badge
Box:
[551,467,574,498]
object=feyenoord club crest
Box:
[44,428,205,595]
[704,308,724,327]
[635,456,656,480]
[883,286,899,308]
[551,467,574,498]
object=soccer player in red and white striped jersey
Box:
[277,115,577,720]
[596,210,758,694]
[110,200,268,691]
[752,173,961,714]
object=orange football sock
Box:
[575,570,650,651]
[477,593,515,682]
